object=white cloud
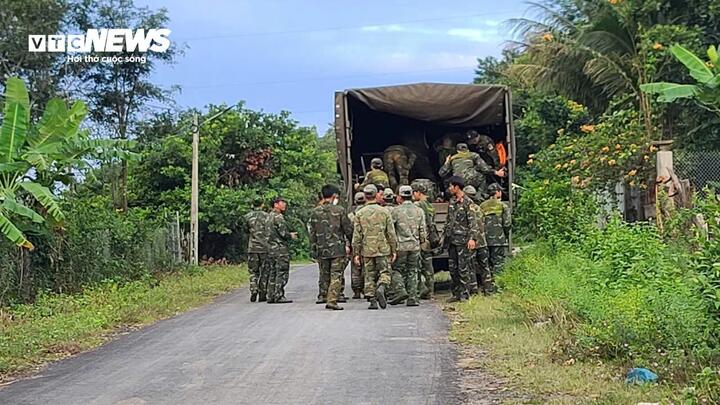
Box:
[446,28,498,43]
[484,19,501,27]
[361,24,407,32]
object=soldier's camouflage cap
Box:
[363,184,378,194]
[456,143,469,151]
[488,183,503,193]
[398,185,413,197]
[382,188,395,199]
[371,158,383,167]
[354,192,366,203]
[411,183,427,194]
[463,185,477,196]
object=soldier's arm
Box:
[385,212,398,255]
[502,203,512,236]
[307,212,318,258]
[351,216,362,256]
[341,208,353,246]
[419,209,428,245]
[468,204,481,243]
[276,215,292,241]
[439,160,451,177]
[473,154,495,175]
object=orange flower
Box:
[653,43,664,51]
[608,159,617,166]
[609,0,622,4]
[615,144,621,150]
[601,146,610,153]
[570,159,577,165]
[527,159,534,165]
[542,33,554,42]
[627,169,637,177]
[555,164,562,170]
[580,124,595,133]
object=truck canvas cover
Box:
[345,83,507,127]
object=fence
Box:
[674,150,720,195]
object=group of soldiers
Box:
[242,131,511,309]
[242,197,298,304]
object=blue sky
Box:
[139,0,528,133]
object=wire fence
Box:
[674,150,720,195]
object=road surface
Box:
[0,264,461,405]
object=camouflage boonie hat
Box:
[371,158,383,168]
[354,192,366,203]
[398,185,413,197]
[487,183,503,193]
[363,184,378,194]
[463,185,477,196]
[382,188,395,199]
[456,143,468,151]
[411,182,427,194]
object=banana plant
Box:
[0,77,133,250]
[641,45,720,115]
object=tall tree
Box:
[69,0,181,212]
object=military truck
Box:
[334,83,515,266]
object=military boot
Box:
[406,298,419,307]
[316,298,326,304]
[250,291,257,302]
[337,296,347,303]
[390,293,408,306]
[352,290,362,299]
[368,299,379,310]
[376,285,387,309]
[258,293,267,302]
[273,297,293,304]
[325,302,343,311]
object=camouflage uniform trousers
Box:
[351,259,364,295]
[267,255,290,301]
[418,251,434,297]
[390,261,407,299]
[448,244,479,298]
[383,150,411,190]
[488,246,507,276]
[318,258,349,300]
[395,251,421,301]
[319,257,347,304]
[248,253,269,295]
[474,247,494,293]
[362,256,392,298]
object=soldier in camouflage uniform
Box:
[464,186,492,295]
[243,198,272,302]
[439,143,505,196]
[383,144,417,191]
[466,131,501,169]
[352,184,398,310]
[309,185,353,311]
[382,188,397,208]
[267,197,297,304]
[348,192,366,299]
[359,158,390,189]
[390,186,428,306]
[444,176,481,302]
[382,187,406,304]
[412,183,437,299]
[480,183,511,283]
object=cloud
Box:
[361,24,406,32]
[446,28,498,43]
[484,19,501,27]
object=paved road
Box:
[0,264,461,405]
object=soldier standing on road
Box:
[267,197,297,304]
[444,176,480,302]
[382,187,405,304]
[308,185,353,311]
[358,158,390,190]
[348,192,367,299]
[439,143,506,197]
[390,186,428,306]
[243,198,272,303]
[352,184,398,310]
[412,183,438,299]
[383,144,417,191]
[480,183,511,284]
[464,186,492,295]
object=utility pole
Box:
[190,113,199,266]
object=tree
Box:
[69,0,182,212]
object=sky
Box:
[138,0,529,133]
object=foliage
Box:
[526,108,657,190]
[0,264,249,378]
[128,105,335,261]
[0,77,131,249]
[642,44,720,116]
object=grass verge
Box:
[448,294,680,404]
[0,265,249,382]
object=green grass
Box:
[0,265,249,381]
[448,294,681,404]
